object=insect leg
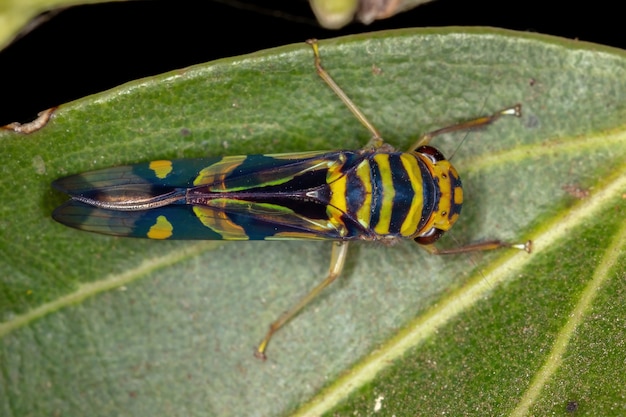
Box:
[255,241,349,360]
[420,239,532,255]
[306,39,384,149]
[409,104,521,151]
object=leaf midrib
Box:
[0,241,222,338]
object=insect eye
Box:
[414,228,445,245]
[416,145,446,162]
[421,228,437,237]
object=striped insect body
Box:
[53,39,529,359]
[53,146,462,244]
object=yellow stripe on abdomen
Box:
[399,154,424,237]
[355,160,372,228]
[373,154,395,235]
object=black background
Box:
[0,0,622,126]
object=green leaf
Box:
[2,28,626,416]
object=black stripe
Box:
[369,155,383,230]
[345,169,366,220]
[418,159,438,231]
[388,154,414,235]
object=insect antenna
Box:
[448,83,494,161]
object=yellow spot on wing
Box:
[149,160,173,179]
[193,204,249,240]
[326,205,348,237]
[194,156,246,188]
[147,215,174,239]
[326,153,348,183]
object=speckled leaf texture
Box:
[1,28,626,417]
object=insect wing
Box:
[52,158,223,196]
[186,150,353,240]
[192,199,343,241]
[52,201,218,239]
[53,151,351,240]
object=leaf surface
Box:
[1,28,625,417]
